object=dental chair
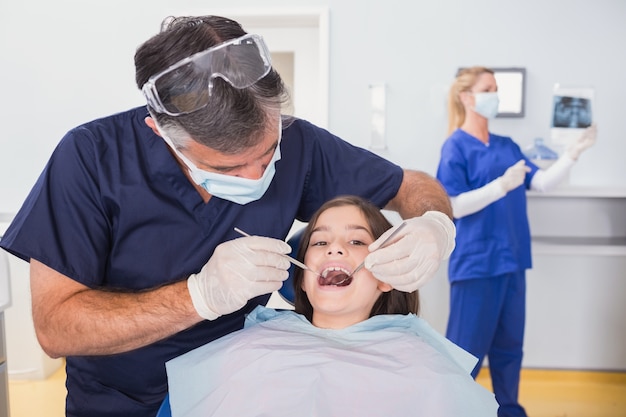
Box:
[155,228,304,417]
[156,394,171,417]
[277,228,303,305]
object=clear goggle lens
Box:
[142,33,272,116]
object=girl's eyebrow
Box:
[310,224,372,236]
[345,224,372,235]
[310,225,329,234]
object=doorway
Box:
[194,8,330,128]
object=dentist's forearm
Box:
[30,259,201,357]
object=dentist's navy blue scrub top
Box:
[0,107,403,417]
[436,129,539,282]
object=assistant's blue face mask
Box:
[473,92,500,119]
[159,121,281,205]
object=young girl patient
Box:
[165,196,498,417]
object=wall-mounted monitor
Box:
[492,67,526,118]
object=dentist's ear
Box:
[144,117,161,136]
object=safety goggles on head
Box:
[142,33,272,116]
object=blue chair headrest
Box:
[278,228,305,303]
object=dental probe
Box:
[346,221,408,277]
[233,227,313,272]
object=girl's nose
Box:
[326,243,344,256]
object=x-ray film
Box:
[550,85,594,147]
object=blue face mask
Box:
[473,92,500,119]
[159,122,281,205]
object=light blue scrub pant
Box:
[446,271,528,417]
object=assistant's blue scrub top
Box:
[436,129,539,282]
[0,106,403,417]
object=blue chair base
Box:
[156,393,171,417]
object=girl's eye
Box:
[310,240,327,247]
[349,240,367,246]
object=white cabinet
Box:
[527,186,626,255]
[524,187,626,371]
[0,315,9,417]
[0,216,63,381]
[1,250,11,416]
[419,187,626,372]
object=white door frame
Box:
[187,7,330,128]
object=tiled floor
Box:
[8,363,626,417]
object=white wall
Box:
[1,0,625,214]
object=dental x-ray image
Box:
[552,95,592,128]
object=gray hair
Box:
[135,15,290,153]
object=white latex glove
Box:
[187,236,291,320]
[364,211,456,292]
[568,124,597,160]
[498,160,531,192]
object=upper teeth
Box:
[321,266,350,278]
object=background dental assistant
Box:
[436,66,596,417]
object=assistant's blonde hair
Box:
[447,66,494,135]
